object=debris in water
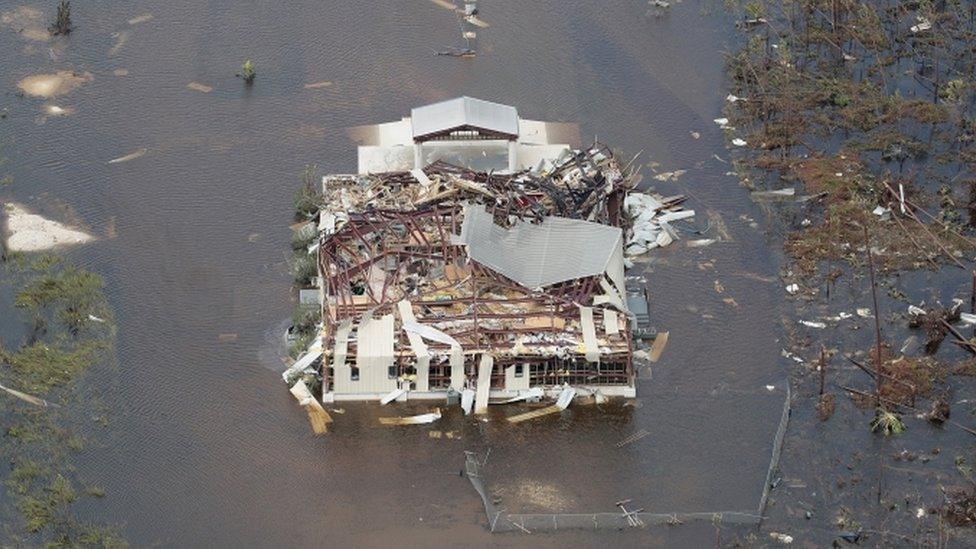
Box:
[687,238,715,248]
[726,93,745,102]
[127,13,154,25]
[113,68,129,77]
[649,331,669,362]
[615,429,650,447]
[713,117,730,128]
[0,382,59,408]
[16,71,92,98]
[107,148,147,164]
[87,314,106,323]
[2,202,94,252]
[911,17,932,33]
[379,408,442,425]
[186,82,213,93]
[800,320,826,329]
[653,170,685,182]
[290,379,332,435]
[108,30,130,56]
[750,188,795,200]
[731,138,747,146]
[42,104,73,117]
[303,81,332,89]
[380,388,407,405]
[769,532,793,544]
[785,283,799,294]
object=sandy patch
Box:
[1,6,49,42]
[186,82,213,93]
[17,71,93,98]
[3,202,95,252]
[128,14,154,25]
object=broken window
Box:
[514,364,524,378]
[351,367,360,381]
[388,365,397,379]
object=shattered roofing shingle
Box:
[459,204,623,289]
[411,96,519,141]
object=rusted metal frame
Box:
[392,210,434,261]
[321,247,348,321]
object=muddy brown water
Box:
[1,1,787,546]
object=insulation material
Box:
[604,310,620,336]
[474,354,493,414]
[579,306,600,363]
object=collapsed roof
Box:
[313,144,641,393]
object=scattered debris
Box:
[653,170,685,182]
[289,380,332,435]
[108,30,130,57]
[0,383,59,408]
[769,532,794,544]
[687,238,716,247]
[648,331,669,362]
[380,387,406,405]
[785,283,799,294]
[186,82,213,93]
[615,429,650,448]
[750,188,795,200]
[731,138,747,147]
[800,320,826,329]
[379,408,442,425]
[910,17,932,34]
[107,148,147,164]
[128,13,154,25]
[507,386,576,424]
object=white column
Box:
[507,140,517,172]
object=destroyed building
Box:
[285,98,691,410]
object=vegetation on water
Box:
[293,164,322,221]
[237,59,256,85]
[727,0,976,279]
[0,254,126,547]
[726,0,976,544]
[49,1,72,36]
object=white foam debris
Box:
[624,192,694,257]
[800,320,826,329]
[731,138,747,147]
[2,203,94,252]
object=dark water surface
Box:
[2,1,786,546]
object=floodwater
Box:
[1,1,786,546]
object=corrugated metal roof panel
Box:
[411,97,519,141]
[459,205,622,288]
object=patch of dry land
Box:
[17,71,92,98]
[3,202,94,252]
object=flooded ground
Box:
[1,1,789,546]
